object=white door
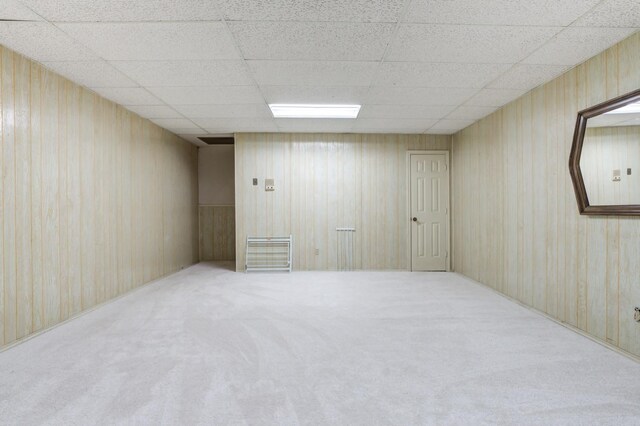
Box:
[410,153,450,271]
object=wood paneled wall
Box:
[235,133,451,271]
[451,32,640,357]
[0,45,199,349]
[581,126,640,206]
[199,206,236,261]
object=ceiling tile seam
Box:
[40,9,214,134]
[42,21,180,107]
[220,19,631,29]
[435,24,575,128]
[361,0,414,109]
[217,13,277,132]
[98,58,533,66]
[470,26,616,109]
[14,0,47,22]
[564,0,608,28]
[225,19,401,24]
[48,20,224,24]
[513,26,639,67]
[30,57,189,119]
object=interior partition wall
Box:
[0,45,199,350]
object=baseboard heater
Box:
[245,235,293,272]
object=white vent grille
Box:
[245,235,292,272]
[336,228,355,271]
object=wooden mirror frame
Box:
[569,88,640,216]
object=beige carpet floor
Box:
[1,262,639,425]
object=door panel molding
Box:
[406,151,451,271]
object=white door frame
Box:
[406,150,451,272]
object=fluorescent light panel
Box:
[604,102,640,114]
[269,104,361,118]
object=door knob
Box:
[412,217,417,222]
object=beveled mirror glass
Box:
[569,89,640,215]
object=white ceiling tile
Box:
[359,104,456,119]
[353,118,437,133]
[405,0,600,26]
[175,104,271,118]
[41,61,137,88]
[573,0,640,28]
[522,27,638,65]
[446,105,498,120]
[248,61,378,86]
[57,22,238,61]
[150,118,201,130]
[91,87,164,106]
[147,86,264,105]
[220,0,407,22]
[488,64,569,90]
[366,86,477,105]
[0,0,43,21]
[429,119,476,131]
[275,119,356,133]
[20,0,221,22]
[424,129,456,135]
[111,60,253,86]
[171,128,207,135]
[464,88,527,107]
[0,22,98,61]
[387,24,561,63]
[229,21,394,61]
[261,86,369,104]
[124,105,183,119]
[195,118,279,133]
[374,62,512,88]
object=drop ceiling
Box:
[0,0,638,145]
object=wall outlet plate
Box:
[265,178,275,191]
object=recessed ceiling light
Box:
[269,104,361,119]
[605,102,640,114]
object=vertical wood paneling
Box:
[0,45,198,349]
[199,206,236,261]
[451,32,640,358]
[0,46,3,346]
[15,53,32,339]
[3,46,17,344]
[235,133,451,271]
[29,62,43,332]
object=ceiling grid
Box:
[0,0,636,145]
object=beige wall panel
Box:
[0,46,3,346]
[235,133,451,271]
[2,47,17,344]
[15,52,32,339]
[199,206,236,262]
[0,45,198,349]
[199,146,235,205]
[29,62,44,332]
[451,32,640,358]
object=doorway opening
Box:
[198,138,236,263]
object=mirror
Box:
[569,89,640,215]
